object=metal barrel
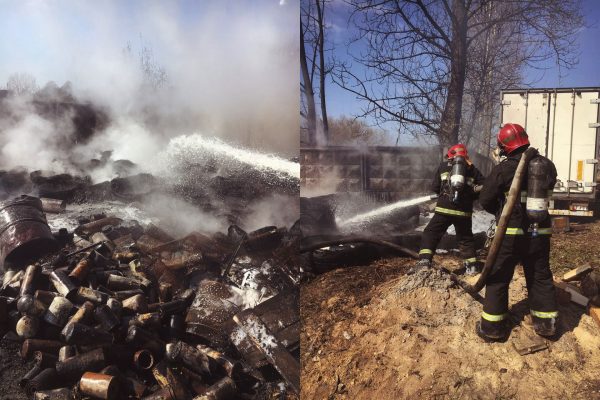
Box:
[21,339,63,359]
[43,297,74,327]
[0,195,57,268]
[192,376,237,400]
[79,372,119,400]
[122,294,148,314]
[165,341,213,376]
[19,351,58,387]
[48,271,78,300]
[58,345,77,362]
[61,322,114,346]
[16,315,39,338]
[25,368,60,396]
[40,198,66,214]
[55,348,106,381]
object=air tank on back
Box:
[526,157,550,236]
[450,155,467,203]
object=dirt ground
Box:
[301,221,600,400]
[0,340,33,400]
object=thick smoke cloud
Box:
[0,1,300,235]
[0,0,299,171]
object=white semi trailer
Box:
[500,87,600,217]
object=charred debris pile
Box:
[0,195,302,399]
[0,153,298,221]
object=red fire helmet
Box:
[497,123,529,155]
[447,143,468,159]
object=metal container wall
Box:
[0,195,57,268]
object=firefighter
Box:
[417,144,485,274]
[477,123,558,341]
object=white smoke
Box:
[0,0,299,170]
[0,1,300,231]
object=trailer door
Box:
[548,90,599,194]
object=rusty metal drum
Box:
[0,195,57,268]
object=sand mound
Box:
[301,257,600,399]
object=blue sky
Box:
[324,0,600,133]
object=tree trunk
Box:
[316,0,329,144]
[301,23,317,146]
[438,0,468,148]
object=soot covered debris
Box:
[0,194,303,399]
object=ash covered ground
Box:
[301,220,600,399]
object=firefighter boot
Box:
[464,260,481,276]
[475,318,509,342]
[415,258,432,268]
[532,315,557,337]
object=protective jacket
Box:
[478,145,558,337]
[479,146,557,234]
[432,160,485,217]
[418,159,484,264]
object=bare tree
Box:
[328,115,386,145]
[334,0,584,148]
[460,1,524,154]
[316,0,330,140]
[6,73,38,96]
[301,18,318,145]
[301,0,333,145]
[123,39,169,91]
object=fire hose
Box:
[300,147,538,296]
[299,237,419,259]
[461,147,538,293]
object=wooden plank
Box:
[512,341,548,356]
[590,306,600,328]
[554,280,589,307]
[563,265,593,282]
[233,312,300,395]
